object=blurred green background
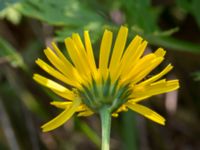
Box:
[0,0,200,149]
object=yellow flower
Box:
[33,26,179,132]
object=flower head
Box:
[33,26,179,132]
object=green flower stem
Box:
[100,106,111,150]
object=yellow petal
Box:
[126,48,167,84]
[109,26,128,82]
[121,40,147,78]
[72,33,85,52]
[154,48,166,57]
[51,43,83,85]
[121,35,143,65]
[138,64,173,86]
[128,96,150,103]
[72,33,91,69]
[51,90,75,101]
[121,53,156,84]
[115,35,143,80]
[111,113,119,117]
[99,30,113,79]
[116,104,128,112]
[64,38,89,77]
[51,101,89,112]
[111,105,128,118]
[77,109,94,117]
[50,101,72,109]
[33,74,66,92]
[150,79,167,85]
[126,102,165,125]
[76,104,90,112]
[51,42,74,69]
[131,57,164,84]
[132,79,179,98]
[84,31,97,76]
[36,58,78,87]
[44,48,79,81]
[41,98,81,132]
[33,74,75,100]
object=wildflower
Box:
[33,26,179,150]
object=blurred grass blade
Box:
[122,111,138,150]
[190,0,200,28]
[0,37,25,68]
[192,71,200,81]
[176,0,200,28]
[153,28,179,37]
[176,0,191,11]
[75,119,101,148]
[148,36,200,53]
[0,98,20,150]
[5,66,48,119]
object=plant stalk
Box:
[100,106,111,150]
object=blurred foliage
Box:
[121,0,160,33]
[0,37,24,68]
[0,2,22,25]
[0,0,200,149]
[18,0,103,26]
[176,0,200,27]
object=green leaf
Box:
[0,0,19,10]
[176,0,191,11]
[0,2,22,24]
[192,71,200,81]
[0,37,24,68]
[190,0,200,28]
[121,0,160,33]
[17,0,103,26]
[55,22,103,42]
